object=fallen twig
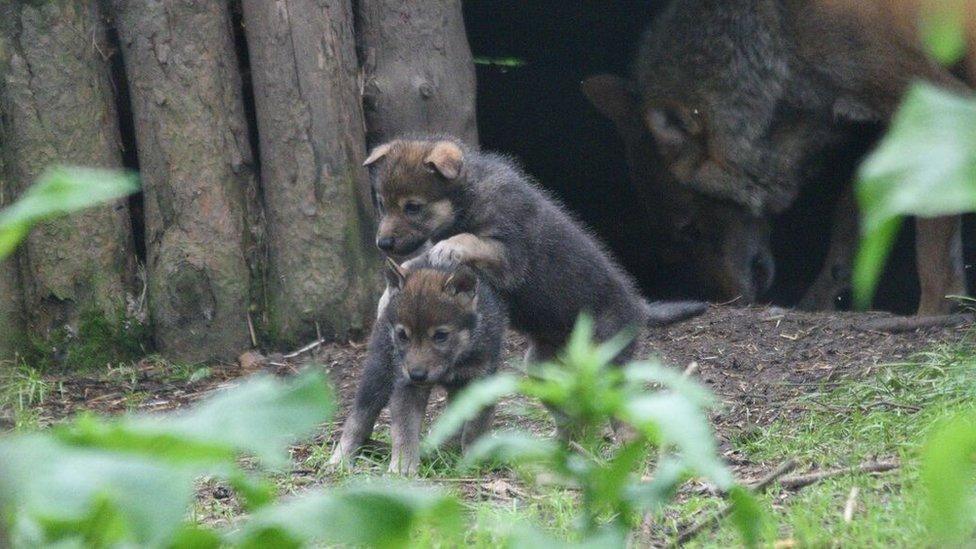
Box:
[854,314,973,334]
[778,460,899,490]
[673,459,798,546]
[283,338,326,360]
[843,486,859,523]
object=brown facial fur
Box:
[391,268,477,382]
[368,140,463,257]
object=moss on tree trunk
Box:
[0,0,137,362]
[241,0,380,347]
[112,0,257,362]
[356,0,478,146]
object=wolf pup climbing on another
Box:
[363,136,700,377]
[329,258,506,475]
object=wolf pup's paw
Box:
[326,447,348,469]
[429,234,476,268]
[387,456,420,476]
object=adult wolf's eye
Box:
[395,326,409,342]
[431,329,450,344]
[403,201,423,216]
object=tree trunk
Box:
[0,135,25,361]
[356,0,478,146]
[0,1,136,350]
[111,0,256,362]
[241,0,379,347]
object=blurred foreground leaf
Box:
[854,84,976,307]
[0,166,139,259]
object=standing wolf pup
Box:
[330,258,506,475]
[364,136,653,362]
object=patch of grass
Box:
[0,361,50,412]
[684,336,976,547]
[141,354,212,384]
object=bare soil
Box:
[31,304,967,452]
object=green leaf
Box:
[627,457,688,512]
[0,166,139,259]
[728,486,764,549]
[920,412,976,542]
[622,360,716,407]
[425,374,519,449]
[461,430,559,468]
[128,370,335,467]
[920,0,967,65]
[0,435,195,547]
[623,392,733,488]
[854,84,976,307]
[167,525,222,549]
[233,484,462,549]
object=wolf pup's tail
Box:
[643,300,707,326]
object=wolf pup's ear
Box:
[442,266,478,305]
[364,143,393,167]
[424,141,463,180]
[384,257,406,291]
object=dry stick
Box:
[675,459,901,546]
[673,459,798,547]
[246,312,258,348]
[843,486,860,523]
[283,338,326,360]
[855,313,974,334]
[778,460,899,490]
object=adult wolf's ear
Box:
[442,266,478,305]
[384,257,406,291]
[581,74,639,127]
[364,143,393,167]
[424,141,463,180]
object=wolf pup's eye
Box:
[395,326,409,342]
[403,201,423,216]
[431,329,450,344]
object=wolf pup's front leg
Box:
[388,382,432,475]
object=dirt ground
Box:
[33,304,967,447]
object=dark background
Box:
[460,0,962,314]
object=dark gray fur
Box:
[418,135,650,359]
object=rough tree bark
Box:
[0,133,25,360]
[241,0,379,347]
[112,1,256,362]
[0,1,135,347]
[356,0,478,145]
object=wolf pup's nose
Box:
[408,368,428,382]
[376,236,396,252]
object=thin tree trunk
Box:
[356,0,478,145]
[111,0,256,362]
[0,1,136,350]
[241,0,379,347]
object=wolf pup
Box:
[329,258,506,475]
[363,136,691,378]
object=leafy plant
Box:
[920,411,976,544]
[426,316,762,546]
[852,1,974,307]
[853,83,976,307]
[0,370,460,548]
[852,7,976,542]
